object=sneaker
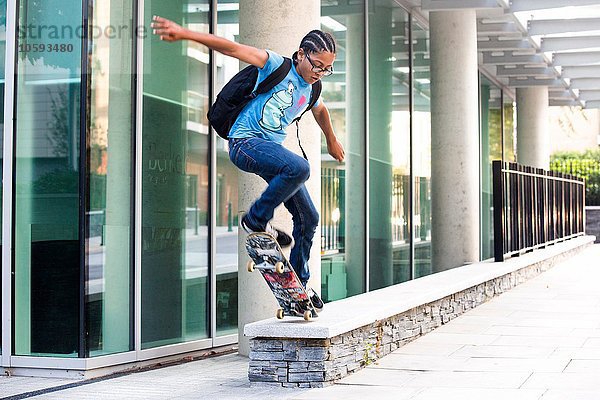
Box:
[241,213,294,248]
[306,287,324,311]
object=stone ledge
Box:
[245,235,595,339]
[244,235,595,387]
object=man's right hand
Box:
[151,15,187,42]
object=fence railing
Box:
[492,161,585,262]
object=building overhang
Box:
[407,0,600,109]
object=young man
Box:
[151,16,345,309]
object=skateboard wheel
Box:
[276,309,284,320]
[274,261,285,274]
[303,311,312,321]
[247,260,255,273]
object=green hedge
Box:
[550,150,600,206]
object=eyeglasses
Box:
[305,53,333,76]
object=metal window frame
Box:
[209,0,218,345]
[364,0,370,293]
[408,13,415,281]
[2,0,18,368]
[210,0,238,345]
[406,9,430,281]
[79,0,91,359]
[134,0,144,362]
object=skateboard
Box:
[245,232,318,321]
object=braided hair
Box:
[293,30,336,64]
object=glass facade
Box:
[215,1,240,336]
[14,0,83,357]
[320,0,366,301]
[412,22,432,279]
[480,76,502,260]
[87,0,134,356]
[503,95,516,162]
[0,0,526,370]
[141,0,210,349]
[368,3,410,290]
[479,74,517,260]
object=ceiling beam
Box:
[585,100,600,108]
[542,36,600,52]
[477,21,521,35]
[511,0,600,12]
[528,18,600,35]
[477,38,535,51]
[422,0,501,10]
[570,78,600,90]
[496,65,557,77]
[482,52,547,66]
[548,89,577,99]
[550,99,582,107]
[553,51,600,66]
[508,77,566,87]
[578,90,600,101]
[561,66,600,80]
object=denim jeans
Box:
[229,137,319,285]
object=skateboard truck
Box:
[247,260,285,274]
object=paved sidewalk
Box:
[2,244,600,400]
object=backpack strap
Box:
[252,57,292,97]
[293,80,322,160]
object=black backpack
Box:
[207,57,322,142]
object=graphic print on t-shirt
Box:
[259,81,296,131]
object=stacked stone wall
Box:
[248,243,586,387]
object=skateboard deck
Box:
[245,232,318,321]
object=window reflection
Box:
[321,0,366,301]
[412,23,432,279]
[369,2,410,290]
[14,0,82,357]
[86,0,134,356]
[215,1,240,336]
[480,76,502,260]
[141,1,210,349]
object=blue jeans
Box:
[229,137,319,285]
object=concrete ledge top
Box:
[244,235,595,339]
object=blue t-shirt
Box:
[228,50,320,144]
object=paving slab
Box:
[3,243,600,400]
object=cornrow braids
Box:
[293,29,336,63]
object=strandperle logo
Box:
[17,23,149,40]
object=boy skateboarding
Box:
[151,16,345,310]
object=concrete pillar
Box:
[430,10,480,272]
[238,0,321,356]
[516,87,550,169]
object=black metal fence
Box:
[492,161,585,262]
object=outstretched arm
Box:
[312,102,345,163]
[150,15,269,68]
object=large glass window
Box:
[86,0,134,356]
[141,1,210,349]
[368,2,410,290]
[480,76,502,260]
[412,22,432,278]
[14,0,82,357]
[215,1,239,336]
[503,94,516,162]
[320,0,366,302]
